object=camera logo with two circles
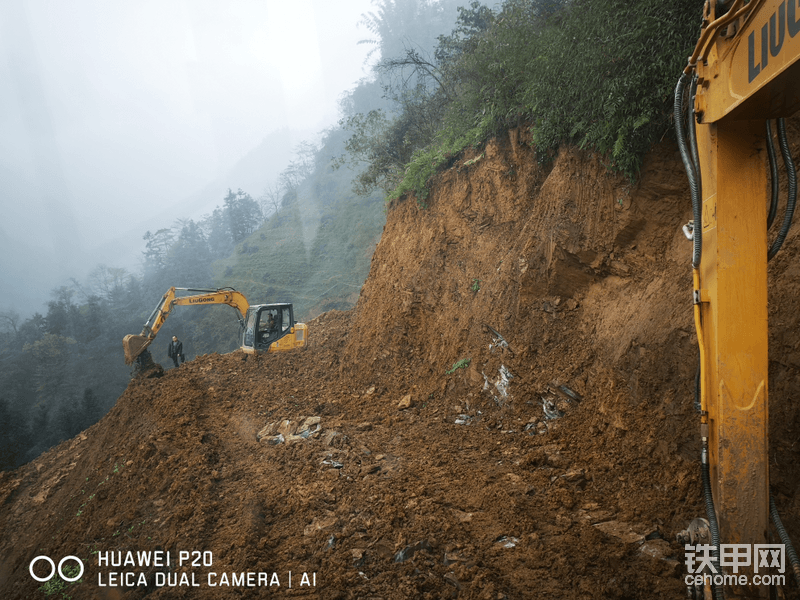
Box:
[29,556,84,583]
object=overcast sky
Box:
[0,0,376,311]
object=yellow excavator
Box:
[676,0,800,597]
[122,287,307,365]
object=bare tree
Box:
[379,47,452,101]
[88,264,131,301]
[279,141,320,192]
[259,182,284,220]
[0,309,20,335]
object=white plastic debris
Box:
[487,326,510,352]
[482,365,514,405]
[494,536,520,549]
[542,397,565,420]
[496,365,513,399]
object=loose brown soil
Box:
[3,128,800,599]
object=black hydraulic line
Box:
[688,77,702,199]
[716,0,736,11]
[678,70,718,596]
[766,120,779,231]
[675,73,703,269]
[702,444,724,600]
[675,74,696,184]
[688,76,703,270]
[769,118,797,260]
[769,494,800,587]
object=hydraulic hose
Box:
[688,76,702,271]
[702,444,724,600]
[769,494,800,588]
[692,271,707,415]
[768,118,797,261]
[674,74,696,183]
[688,77,702,199]
[766,120,779,231]
[684,0,745,73]
[674,73,703,269]
[677,67,720,599]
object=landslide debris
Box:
[3,129,800,600]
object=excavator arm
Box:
[122,287,250,364]
[677,1,800,596]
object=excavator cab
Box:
[241,303,306,354]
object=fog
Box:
[0,0,375,313]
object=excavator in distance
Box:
[122,287,307,365]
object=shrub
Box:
[348,0,703,201]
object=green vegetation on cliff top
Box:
[341,0,704,202]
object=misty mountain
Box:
[105,126,318,272]
[169,127,316,224]
[1,127,314,316]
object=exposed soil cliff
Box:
[3,129,800,599]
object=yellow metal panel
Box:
[697,118,769,598]
[697,0,800,122]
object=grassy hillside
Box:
[211,134,386,322]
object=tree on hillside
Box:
[338,109,405,195]
[143,229,175,278]
[259,183,284,219]
[45,286,84,339]
[279,142,320,194]
[339,77,387,120]
[16,312,46,344]
[23,333,78,410]
[338,0,465,196]
[164,220,213,287]
[78,295,107,344]
[358,0,462,65]
[224,189,262,243]
[0,398,27,470]
[0,310,20,337]
[203,207,232,259]
[433,1,494,66]
[88,265,131,303]
[341,0,700,202]
[202,189,263,259]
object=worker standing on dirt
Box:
[168,335,185,368]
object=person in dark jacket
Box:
[168,336,184,368]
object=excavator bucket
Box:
[123,334,152,365]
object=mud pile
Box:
[3,129,800,599]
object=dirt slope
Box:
[3,129,800,600]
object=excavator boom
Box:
[123,287,249,365]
